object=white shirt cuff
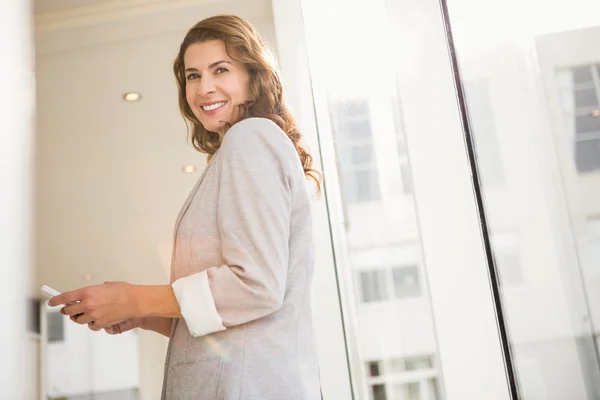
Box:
[172,270,226,337]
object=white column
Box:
[0,0,35,398]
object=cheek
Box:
[185,85,197,109]
[237,76,252,102]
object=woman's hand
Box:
[104,317,145,335]
[48,281,141,331]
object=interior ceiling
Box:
[34,0,276,296]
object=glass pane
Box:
[392,266,421,299]
[392,382,420,400]
[575,138,600,173]
[302,0,446,398]
[447,0,600,398]
[372,384,387,400]
[47,311,65,343]
[360,269,389,303]
[404,356,434,371]
[572,66,593,84]
[575,113,600,134]
[368,361,382,377]
[575,89,598,108]
[428,378,441,400]
[463,82,505,186]
[352,145,376,165]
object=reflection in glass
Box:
[557,63,600,173]
[364,356,440,400]
[312,2,446,398]
[448,0,600,398]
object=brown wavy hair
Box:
[173,15,321,193]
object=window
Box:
[369,361,382,377]
[331,99,382,203]
[392,382,420,400]
[360,269,389,302]
[372,384,387,400]
[366,356,442,400]
[359,265,422,303]
[47,311,65,342]
[27,298,40,334]
[392,265,421,299]
[558,64,600,173]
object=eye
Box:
[186,73,199,80]
[215,67,229,74]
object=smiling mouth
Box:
[201,101,227,111]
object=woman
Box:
[49,15,322,399]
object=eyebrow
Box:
[185,60,231,73]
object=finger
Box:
[89,321,102,332]
[106,324,122,335]
[74,313,95,325]
[88,322,102,332]
[48,288,86,307]
[62,303,86,316]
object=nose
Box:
[197,76,216,97]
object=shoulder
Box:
[220,117,297,163]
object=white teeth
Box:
[202,101,226,111]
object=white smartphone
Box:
[40,285,61,299]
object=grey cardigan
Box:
[161,118,321,399]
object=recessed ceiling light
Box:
[84,273,92,281]
[182,165,196,173]
[123,92,141,102]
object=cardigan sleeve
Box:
[171,118,298,337]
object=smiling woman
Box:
[182,41,251,133]
[48,14,323,400]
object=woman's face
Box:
[184,40,251,134]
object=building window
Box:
[27,298,40,335]
[366,355,442,400]
[359,265,422,303]
[360,269,389,303]
[392,265,421,299]
[369,361,382,377]
[47,311,65,342]
[331,99,381,203]
[558,64,600,173]
[372,384,387,400]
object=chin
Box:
[202,122,226,134]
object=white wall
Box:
[0,0,35,398]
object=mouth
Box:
[201,101,227,112]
